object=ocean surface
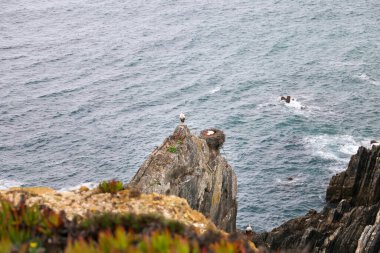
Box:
[1,0,379,232]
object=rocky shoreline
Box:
[1,125,379,252]
[126,126,380,252]
[258,145,380,253]
[0,125,247,252]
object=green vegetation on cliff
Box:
[0,196,256,253]
[98,180,125,194]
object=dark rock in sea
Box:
[128,125,238,233]
[259,145,380,253]
[281,96,291,103]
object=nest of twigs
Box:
[199,128,225,150]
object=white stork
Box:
[179,112,185,124]
[245,224,253,235]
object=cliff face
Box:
[0,187,218,234]
[326,146,380,206]
[128,125,238,233]
[260,146,380,253]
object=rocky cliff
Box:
[0,187,218,235]
[259,145,380,253]
[128,125,238,233]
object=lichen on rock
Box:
[128,125,238,232]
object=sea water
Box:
[1,0,379,232]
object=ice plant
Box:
[98,180,125,194]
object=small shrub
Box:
[0,197,258,253]
[167,146,177,153]
[0,196,66,251]
[65,228,192,253]
[98,180,124,194]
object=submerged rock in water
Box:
[128,125,237,232]
[259,145,380,253]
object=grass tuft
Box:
[167,146,177,153]
[98,180,124,194]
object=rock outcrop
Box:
[259,145,380,253]
[0,187,218,234]
[326,146,380,206]
[128,125,238,233]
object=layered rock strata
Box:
[260,145,380,253]
[128,125,238,232]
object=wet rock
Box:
[326,146,380,206]
[261,145,380,252]
[336,199,350,214]
[281,96,291,103]
[356,209,380,253]
[128,125,237,232]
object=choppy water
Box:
[1,0,379,232]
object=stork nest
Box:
[199,128,225,150]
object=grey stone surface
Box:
[128,125,237,232]
[258,145,380,253]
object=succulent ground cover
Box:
[0,181,258,253]
[98,180,125,194]
[0,196,257,253]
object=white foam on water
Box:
[328,60,364,67]
[257,97,312,118]
[357,73,370,81]
[282,98,306,110]
[303,134,364,164]
[0,179,23,190]
[209,86,221,94]
[303,134,362,175]
[257,100,277,109]
[58,182,98,192]
[275,175,305,186]
[354,73,379,86]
